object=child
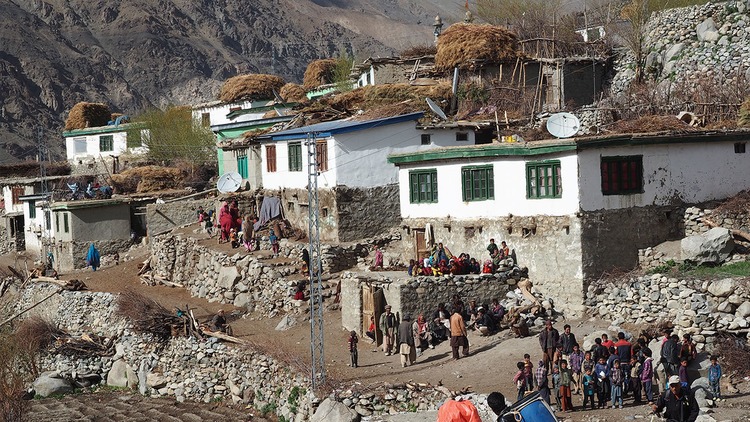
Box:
[594,356,609,408]
[569,344,584,395]
[582,367,596,410]
[229,227,239,248]
[559,360,573,412]
[610,359,624,409]
[523,361,534,396]
[269,228,279,257]
[708,355,722,401]
[348,330,358,368]
[552,365,561,410]
[678,358,689,387]
[641,347,654,404]
[630,355,643,403]
[513,362,527,401]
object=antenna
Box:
[425,97,447,121]
[216,172,242,193]
[546,112,580,138]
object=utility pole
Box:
[306,132,325,388]
[37,127,52,271]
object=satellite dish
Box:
[217,172,242,193]
[425,97,447,121]
[546,112,580,139]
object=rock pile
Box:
[586,274,750,351]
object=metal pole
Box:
[306,132,325,388]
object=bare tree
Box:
[619,0,650,83]
[476,0,564,40]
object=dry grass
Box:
[713,190,750,215]
[0,330,28,422]
[327,83,452,112]
[0,161,70,178]
[110,165,182,193]
[219,74,285,103]
[739,98,750,127]
[65,102,111,131]
[435,23,518,71]
[115,290,181,340]
[401,44,437,58]
[353,102,429,121]
[280,83,307,102]
[715,334,750,377]
[609,115,699,134]
[303,59,337,90]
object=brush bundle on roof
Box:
[110,165,182,193]
[609,115,699,134]
[435,23,519,71]
[65,102,112,131]
[401,44,437,58]
[739,98,750,127]
[0,161,70,178]
[303,59,337,90]
[280,83,307,102]
[328,83,452,111]
[219,74,285,103]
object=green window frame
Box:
[237,155,248,179]
[526,160,562,199]
[409,169,438,203]
[461,165,494,202]
[28,201,36,219]
[288,142,302,172]
[600,155,643,195]
[99,135,114,152]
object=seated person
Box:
[209,309,233,335]
[407,259,417,276]
[482,260,494,274]
[466,300,480,324]
[490,299,506,321]
[469,258,481,274]
[437,259,450,275]
[476,307,496,336]
[413,314,434,351]
[293,283,306,301]
[365,316,376,343]
[421,261,433,276]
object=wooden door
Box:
[362,284,384,346]
[413,229,430,261]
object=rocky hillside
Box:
[0,0,460,163]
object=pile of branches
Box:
[15,316,115,358]
[715,333,750,378]
[713,190,750,215]
[401,44,437,58]
[55,333,116,357]
[0,161,70,178]
[116,290,182,340]
[608,115,699,134]
[280,83,307,103]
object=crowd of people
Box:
[197,203,263,253]
[405,239,519,277]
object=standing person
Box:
[630,355,643,403]
[610,359,624,409]
[449,303,469,360]
[560,324,577,364]
[486,238,499,257]
[379,305,397,356]
[601,333,615,350]
[559,360,573,412]
[269,228,279,257]
[569,344,585,395]
[301,248,310,273]
[552,365,561,410]
[582,367,596,410]
[680,334,697,364]
[595,356,609,408]
[85,243,100,271]
[642,347,655,404]
[708,355,722,402]
[241,215,254,251]
[373,245,384,269]
[662,334,681,388]
[500,240,510,258]
[536,359,551,404]
[398,314,416,367]
[678,358,689,387]
[348,330,359,368]
[539,320,560,371]
[513,362,527,402]
[218,201,232,243]
[615,332,633,395]
[652,376,699,422]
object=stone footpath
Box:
[586,274,750,352]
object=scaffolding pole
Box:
[306,132,325,388]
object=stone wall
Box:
[53,239,134,271]
[336,184,401,242]
[341,272,515,334]
[586,274,750,352]
[146,197,216,235]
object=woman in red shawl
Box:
[218,201,232,243]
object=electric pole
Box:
[306,132,325,388]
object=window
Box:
[288,142,302,172]
[237,154,248,179]
[421,134,431,145]
[526,160,562,199]
[63,213,69,233]
[600,155,643,195]
[11,186,24,204]
[266,145,277,172]
[99,135,114,152]
[28,201,36,219]
[316,140,328,172]
[74,137,87,154]
[736,142,746,154]
[461,165,494,201]
[55,213,59,232]
[201,113,211,127]
[409,169,438,203]
[456,132,468,142]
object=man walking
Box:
[450,303,469,360]
[398,314,416,367]
[379,305,397,356]
[539,320,559,371]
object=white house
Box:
[388,131,750,315]
[19,193,53,256]
[63,122,147,172]
[254,112,492,242]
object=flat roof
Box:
[261,112,424,142]
[63,122,145,137]
[50,198,130,211]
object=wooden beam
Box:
[0,289,61,327]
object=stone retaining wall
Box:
[146,197,217,235]
[585,274,750,352]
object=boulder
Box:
[275,314,297,331]
[310,398,360,422]
[106,359,138,389]
[736,301,750,318]
[707,278,735,298]
[146,372,168,389]
[33,372,74,397]
[234,292,253,309]
[681,228,734,265]
[696,18,719,42]
[218,266,240,290]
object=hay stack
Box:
[739,98,750,127]
[303,59,337,90]
[219,74,285,103]
[280,83,307,102]
[610,115,698,134]
[65,102,111,131]
[328,83,453,111]
[110,165,182,193]
[435,23,518,71]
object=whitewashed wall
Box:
[22,201,53,255]
[65,130,132,161]
[2,185,33,214]
[397,152,580,219]
[193,100,293,128]
[260,138,336,189]
[578,141,750,211]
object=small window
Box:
[74,137,87,154]
[735,142,746,153]
[461,165,494,202]
[316,140,328,172]
[28,201,36,219]
[421,134,431,145]
[456,132,468,142]
[288,142,302,172]
[409,169,438,203]
[99,135,114,152]
[601,155,643,195]
[201,112,211,127]
[321,208,329,218]
[63,213,69,233]
[526,160,562,199]
[266,145,277,172]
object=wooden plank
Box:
[0,289,61,327]
[201,329,245,344]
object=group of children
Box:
[405,239,516,277]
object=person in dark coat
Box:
[539,320,559,371]
[652,376,699,422]
[397,314,416,367]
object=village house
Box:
[63,121,147,174]
[387,131,750,315]
[193,99,296,190]
[254,112,494,242]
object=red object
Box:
[437,399,481,422]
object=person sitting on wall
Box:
[500,241,511,258]
[487,238,499,257]
[469,257,481,274]
[209,309,233,336]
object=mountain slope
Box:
[0,0,461,163]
